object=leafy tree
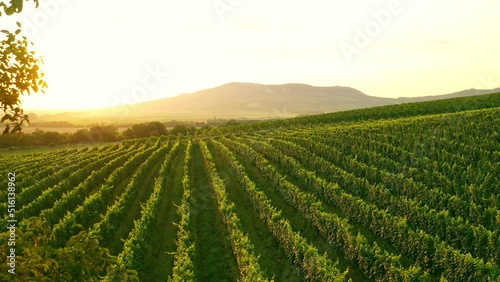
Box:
[123,121,167,139]
[170,124,195,136]
[225,119,239,126]
[0,0,40,16]
[89,125,119,142]
[145,121,168,136]
[1,0,47,133]
[72,128,92,143]
[68,125,119,143]
[0,217,138,281]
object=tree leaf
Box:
[1,114,11,123]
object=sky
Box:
[2,0,500,110]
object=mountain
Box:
[30,83,500,123]
[118,82,397,119]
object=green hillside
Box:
[1,93,499,281]
[29,83,500,124]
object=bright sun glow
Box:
[2,0,500,111]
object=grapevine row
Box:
[210,138,351,281]
[261,135,500,264]
[169,140,196,281]
[218,137,423,281]
[40,147,141,227]
[17,147,133,220]
[199,138,270,282]
[275,131,500,232]
[52,140,165,247]
[93,139,177,246]
[225,136,499,280]
[117,140,181,272]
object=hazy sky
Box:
[2,0,500,110]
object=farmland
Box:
[1,93,500,281]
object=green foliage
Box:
[0,0,40,16]
[1,95,499,281]
[169,141,196,282]
[0,1,46,133]
[123,121,168,139]
[213,92,500,134]
[209,138,349,281]
[0,217,131,281]
[93,139,173,247]
[1,23,47,133]
[51,142,155,248]
[225,119,239,126]
[0,125,121,148]
[117,141,181,272]
[102,267,140,282]
[171,124,196,136]
[1,0,47,133]
[199,138,271,281]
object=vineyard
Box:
[1,93,500,281]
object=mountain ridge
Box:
[30,82,500,123]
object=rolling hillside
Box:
[31,83,500,123]
[120,83,393,118]
[2,93,500,281]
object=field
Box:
[1,93,500,281]
[0,142,121,157]
[20,126,132,134]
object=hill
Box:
[120,82,394,118]
[30,82,500,123]
[396,87,500,102]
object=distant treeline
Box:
[0,122,197,147]
[28,118,260,129]
[0,119,258,148]
[0,122,194,148]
